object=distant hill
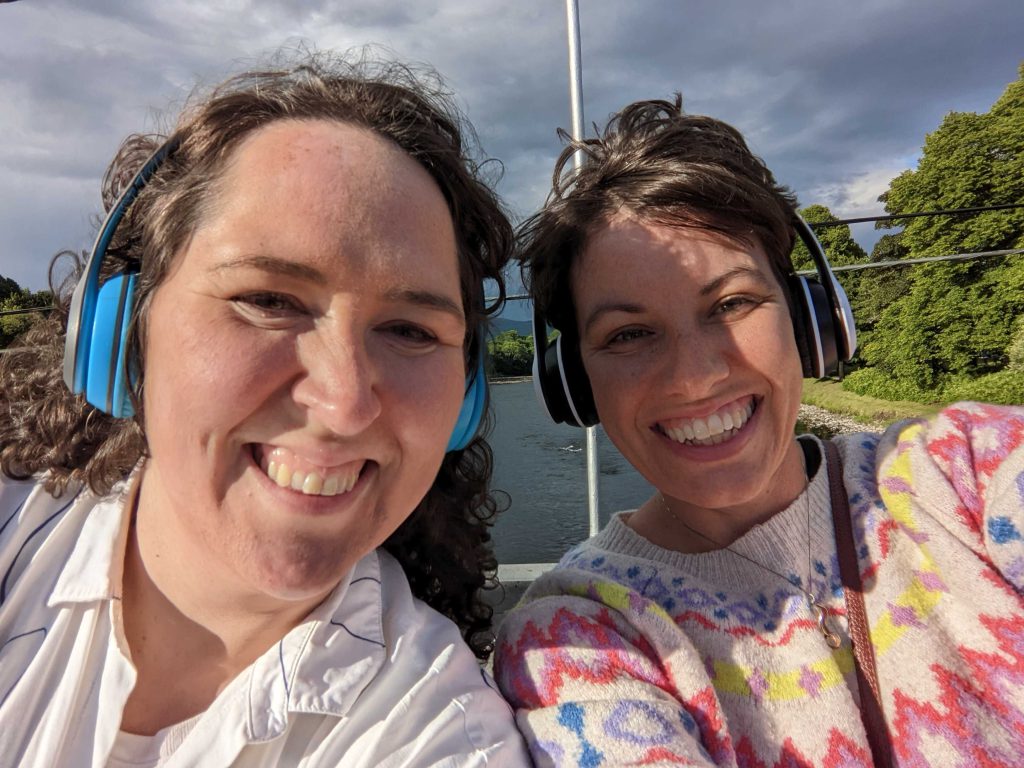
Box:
[490,317,533,337]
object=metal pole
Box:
[564,0,600,538]
[565,0,586,158]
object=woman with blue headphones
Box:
[0,52,528,766]
[494,97,1024,767]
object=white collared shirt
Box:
[0,474,529,767]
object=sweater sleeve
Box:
[878,401,1024,590]
[493,572,723,767]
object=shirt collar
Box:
[49,472,137,607]
[244,550,388,741]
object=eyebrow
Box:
[211,255,325,283]
[582,302,645,334]
[383,288,465,322]
[699,265,773,296]
[582,265,775,333]
[212,255,465,322]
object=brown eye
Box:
[233,292,303,315]
[382,323,438,347]
[715,296,759,315]
[608,327,651,345]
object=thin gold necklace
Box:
[660,475,841,648]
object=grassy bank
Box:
[801,379,941,425]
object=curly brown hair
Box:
[521,95,800,336]
[0,50,513,659]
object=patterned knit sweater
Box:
[494,402,1024,767]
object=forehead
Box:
[189,119,458,283]
[573,216,773,295]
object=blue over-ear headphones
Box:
[62,139,179,419]
[63,137,487,452]
[447,353,487,451]
[531,214,858,428]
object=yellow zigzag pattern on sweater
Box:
[874,421,945,656]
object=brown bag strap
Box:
[822,439,896,768]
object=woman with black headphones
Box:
[0,52,528,766]
[494,97,1024,767]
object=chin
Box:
[664,470,772,511]
[249,545,360,604]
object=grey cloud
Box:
[2,0,1022,291]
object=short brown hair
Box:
[522,95,799,334]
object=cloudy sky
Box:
[2,0,1021,319]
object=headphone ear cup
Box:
[446,355,487,452]
[830,279,858,362]
[84,273,137,418]
[531,329,598,428]
[789,275,837,379]
[555,333,598,428]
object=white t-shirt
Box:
[0,473,529,767]
[108,715,201,767]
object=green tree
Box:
[1008,316,1024,371]
[792,204,868,274]
[0,287,53,348]
[845,233,913,364]
[853,64,1024,396]
[487,330,534,377]
[0,274,20,302]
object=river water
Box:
[488,379,651,564]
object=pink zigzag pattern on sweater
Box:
[889,613,1024,766]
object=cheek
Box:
[387,354,465,441]
[584,356,640,436]
[143,314,293,440]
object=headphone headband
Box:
[63,138,181,415]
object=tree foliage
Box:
[487,330,534,377]
[793,204,868,273]
[844,64,1024,401]
[0,276,53,349]
[0,274,20,302]
[1008,316,1024,371]
[852,233,912,350]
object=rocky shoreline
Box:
[798,403,886,436]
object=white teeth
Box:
[302,473,323,495]
[733,407,745,428]
[661,399,756,447]
[707,413,724,434]
[261,457,356,497]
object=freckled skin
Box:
[573,217,806,547]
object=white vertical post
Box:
[564,0,600,538]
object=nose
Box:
[661,326,731,399]
[291,328,382,436]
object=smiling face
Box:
[137,119,466,607]
[573,215,807,533]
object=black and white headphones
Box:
[532,215,858,428]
